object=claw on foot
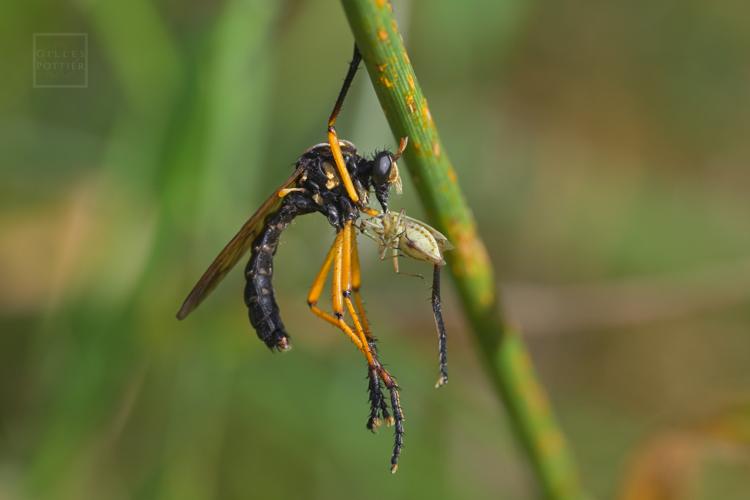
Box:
[367,416,382,432]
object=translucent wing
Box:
[401,214,454,251]
[176,167,305,320]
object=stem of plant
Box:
[340,1,586,498]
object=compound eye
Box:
[373,153,393,185]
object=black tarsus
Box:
[367,364,404,473]
[366,367,385,431]
[432,264,448,386]
[328,44,362,127]
[366,339,392,424]
[387,383,404,473]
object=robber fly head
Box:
[366,137,408,212]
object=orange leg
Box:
[338,221,380,368]
[342,222,374,365]
[306,226,378,367]
[327,129,360,204]
[350,227,371,339]
[340,220,405,472]
[327,46,362,204]
[307,231,364,352]
[307,222,405,473]
[345,223,389,430]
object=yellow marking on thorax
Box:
[322,161,341,190]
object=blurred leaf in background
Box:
[2,0,750,499]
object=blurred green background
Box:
[3,0,750,499]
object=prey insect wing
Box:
[176,166,306,320]
[399,214,453,252]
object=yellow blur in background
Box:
[2,1,750,499]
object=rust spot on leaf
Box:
[406,94,416,114]
[514,349,553,417]
[541,430,564,457]
[407,74,415,91]
[446,221,493,294]
[379,75,394,88]
[432,142,441,158]
[422,101,434,127]
[377,29,389,41]
[447,166,457,183]
[377,63,387,73]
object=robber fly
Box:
[177,45,410,472]
[176,138,405,349]
[359,210,453,387]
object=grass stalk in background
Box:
[340,1,585,498]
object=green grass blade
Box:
[340,1,586,498]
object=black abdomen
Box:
[244,194,317,350]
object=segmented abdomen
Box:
[244,194,317,350]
